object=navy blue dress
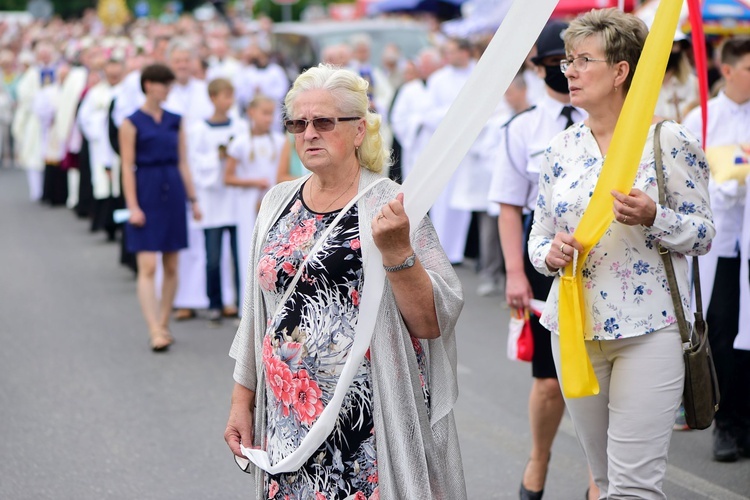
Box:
[125,109,188,253]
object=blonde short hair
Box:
[207,77,233,96]
[564,8,648,91]
[284,64,391,174]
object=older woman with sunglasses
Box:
[528,9,714,498]
[224,64,466,499]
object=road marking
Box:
[557,416,748,499]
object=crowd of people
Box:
[1,4,749,500]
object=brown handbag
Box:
[653,121,720,430]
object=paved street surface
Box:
[1,167,748,499]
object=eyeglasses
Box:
[284,117,361,134]
[560,56,608,73]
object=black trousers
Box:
[523,211,556,379]
[706,257,750,431]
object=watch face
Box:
[405,254,416,267]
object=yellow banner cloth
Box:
[558,0,684,399]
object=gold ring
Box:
[624,215,628,223]
[560,243,565,254]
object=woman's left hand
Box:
[372,192,413,267]
[191,201,203,222]
[611,189,656,227]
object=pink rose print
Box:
[282,261,297,276]
[268,480,279,498]
[291,200,302,213]
[351,289,360,306]
[258,256,278,291]
[275,242,296,258]
[367,471,378,484]
[369,488,380,500]
[315,493,326,500]
[350,238,361,250]
[353,492,367,500]
[266,357,295,412]
[288,223,315,247]
[291,369,324,425]
[262,335,273,363]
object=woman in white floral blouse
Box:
[223,65,466,500]
[528,9,715,498]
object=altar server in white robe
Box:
[78,58,124,240]
[233,44,288,131]
[683,36,750,463]
[224,94,284,308]
[414,38,476,264]
[206,38,242,83]
[53,64,87,209]
[188,77,248,324]
[390,47,443,181]
[12,42,56,201]
[161,39,218,318]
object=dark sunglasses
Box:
[284,116,361,134]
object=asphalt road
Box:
[1,167,748,499]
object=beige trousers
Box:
[552,324,684,499]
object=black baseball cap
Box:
[531,21,569,65]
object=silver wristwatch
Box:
[383,252,416,272]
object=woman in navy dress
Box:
[120,64,202,351]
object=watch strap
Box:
[383,252,416,272]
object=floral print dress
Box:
[256,186,428,500]
[528,121,714,341]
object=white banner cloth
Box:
[239,0,559,474]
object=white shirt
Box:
[655,73,698,123]
[78,81,117,170]
[78,81,120,199]
[112,70,143,127]
[206,56,243,82]
[163,78,214,129]
[528,121,715,340]
[683,91,750,258]
[188,118,249,228]
[420,62,476,133]
[488,94,586,211]
[233,63,289,130]
[389,79,428,179]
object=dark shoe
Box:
[520,483,543,500]
[713,427,739,462]
[738,430,750,458]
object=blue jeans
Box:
[204,226,239,311]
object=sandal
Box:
[149,328,173,352]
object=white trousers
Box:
[26,169,43,201]
[551,325,684,500]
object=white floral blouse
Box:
[528,121,715,341]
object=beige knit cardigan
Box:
[229,167,467,499]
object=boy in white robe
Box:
[188,78,248,325]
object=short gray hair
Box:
[564,8,648,91]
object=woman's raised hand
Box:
[372,192,413,267]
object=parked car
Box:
[271,19,431,75]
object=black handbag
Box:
[653,121,720,430]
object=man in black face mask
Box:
[488,20,598,500]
